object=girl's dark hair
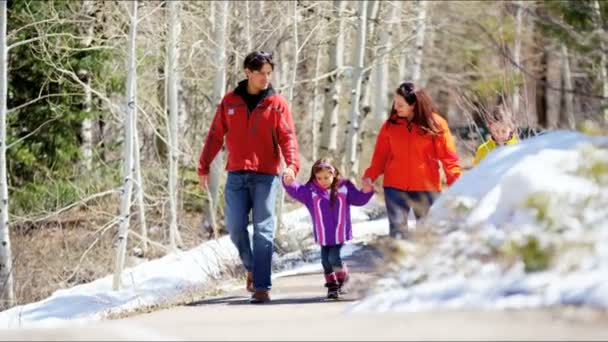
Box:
[308,158,341,205]
[243,51,275,71]
[389,81,443,135]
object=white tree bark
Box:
[79,0,95,171]
[244,1,252,52]
[511,0,524,118]
[545,43,562,129]
[167,0,182,250]
[0,0,14,307]
[113,0,138,291]
[373,3,393,130]
[205,0,228,239]
[561,44,575,129]
[311,46,322,162]
[344,0,367,178]
[132,87,147,256]
[319,0,345,158]
[277,1,298,232]
[593,0,608,124]
[410,0,428,84]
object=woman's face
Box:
[393,93,414,118]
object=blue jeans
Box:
[321,244,343,274]
[383,187,438,238]
[224,171,279,291]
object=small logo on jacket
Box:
[228,108,235,115]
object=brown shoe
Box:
[250,290,270,304]
[246,272,254,293]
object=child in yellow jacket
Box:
[473,114,519,166]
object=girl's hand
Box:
[361,177,374,193]
[283,167,295,186]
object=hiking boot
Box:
[324,272,340,300]
[336,267,350,295]
[246,271,254,293]
[250,289,271,304]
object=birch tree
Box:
[319,0,345,158]
[79,0,96,171]
[561,44,575,129]
[0,0,14,307]
[511,0,524,118]
[593,0,608,124]
[205,0,228,239]
[167,0,182,250]
[344,0,367,178]
[409,0,428,84]
[113,0,138,291]
[277,0,299,232]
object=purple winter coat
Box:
[283,179,373,246]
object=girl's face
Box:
[393,93,414,119]
[314,168,334,189]
[489,122,512,144]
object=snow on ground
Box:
[2,130,607,329]
[349,131,608,313]
[0,198,387,329]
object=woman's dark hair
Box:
[243,51,275,71]
[308,158,341,205]
[389,81,442,135]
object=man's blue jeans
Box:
[224,171,279,291]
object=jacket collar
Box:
[234,79,275,101]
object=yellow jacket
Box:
[473,134,519,165]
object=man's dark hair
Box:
[243,51,275,71]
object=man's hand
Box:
[282,166,295,186]
[199,174,209,191]
[361,177,374,193]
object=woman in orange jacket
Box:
[362,82,461,239]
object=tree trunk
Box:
[311,46,322,162]
[410,0,428,84]
[0,0,15,308]
[277,1,298,233]
[545,42,561,129]
[511,0,524,118]
[561,44,575,129]
[167,0,183,250]
[319,0,345,158]
[205,0,229,239]
[344,0,367,178]
[593,0,608,124]
[113,0,138,291]
[132,81,147,256]
[79,0,96,171]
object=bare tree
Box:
[205,0,229,239]
[344,0,368,178]
[167,0,183,250]
[593,0,608,124]
[319,0,345,158]
[410,0,428,84]
[561,44,575,129]
[113,0,138,291]
[0,0,14,308]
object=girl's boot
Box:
[324,272,340,299]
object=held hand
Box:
[361,177,374,193]
[199,174,209,191]
[282,167,295,186]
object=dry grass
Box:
[4,199,217,312]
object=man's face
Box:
[245,63,273,93]
[489,122,512,143]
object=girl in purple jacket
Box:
[282,158,374,299]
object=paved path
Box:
[1,244,607,340]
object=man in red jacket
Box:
[198,51,300,304]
